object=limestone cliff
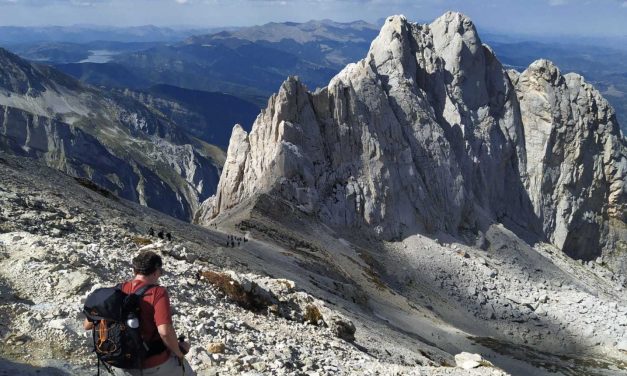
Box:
[199,13,536,238]
[198,13,626,268]
[510,61,626,265]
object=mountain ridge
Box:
[0,47,224,221]
[199,13,626,271]
[186,19,378,45]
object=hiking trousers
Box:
[112,355,196,376]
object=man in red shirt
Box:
[84,251,195,375]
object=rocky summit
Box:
[511,60,626,265]
[198,12,626,273]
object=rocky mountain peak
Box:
[523,59,562,85]
[515,57,626,264]
[199,13,626,271]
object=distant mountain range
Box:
[112,19,379,105]
[2,20,379,108]
[9,41,163,64]
[187,19,377,45]
[0,25,233,44]
[0,47,225,220]
[3,20,625,136]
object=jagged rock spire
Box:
[513,59,626,264]
[198,13,626,270]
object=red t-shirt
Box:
[121,280,172,368]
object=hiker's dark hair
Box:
[132,251,163,275]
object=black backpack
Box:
[83,283,167,374]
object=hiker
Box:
[83,251,195,376]
[166,232,172,241]
[157,230,164,239]
[148,227,155,237]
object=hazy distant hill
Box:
[191,19,377,44]
[9,41,163,64]
[55,62,150,88]
[112,20,379,105]
[0,25,230,44]
[116,84,260,148]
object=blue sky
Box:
[0,0,626,37]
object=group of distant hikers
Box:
[83,251,196,375]
[148,227,172,241]
[225,234,247,248]
[205,223,248,247]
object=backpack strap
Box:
[131,284,167,360]
[134,284,156,297]
[91,321,114,376]
[115,282,156,296]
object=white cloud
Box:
[548,0,568,5]
[175,0,188,3]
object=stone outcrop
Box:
[200,13,537,239]
[455,352,493,370]
[0,48,222,220]
[2,136,623,376]
[199,13,626,268]
[510,61,626,263]
[4,155,503,375]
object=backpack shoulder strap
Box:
[134,284,156,297]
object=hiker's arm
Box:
[157,323,185,359]
[83,319,93,330]
[154,290,187,358]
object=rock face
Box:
[199,13,626,268]
[1,154,513,376]
[0,48,223,220]
[510,61,626,263]
[200,13,535,238]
